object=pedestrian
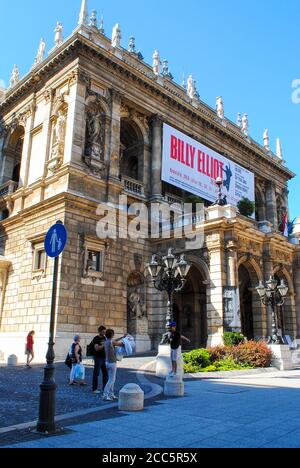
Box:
[91,326,108,395]
[167,322,191,377]
[103,329,124,401]
[25,331,35,368]
[69,334,87,386]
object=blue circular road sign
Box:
[45,223,67,258]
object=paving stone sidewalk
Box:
[2,368,300,448]
[0,356,159,430]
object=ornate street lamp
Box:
[256,276,289,344]
[147,249,191,339]
[214,177,227,206]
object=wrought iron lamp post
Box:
[256,276,289,344]
[147,249,191,338]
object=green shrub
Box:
[232,341,272,368]
[183,363,202,374]
[183,349,211,368]
[214,358,252,371]
[223,332,246,347]
[198,365,217,373]
[208,345,231,362]
[183,341,272,373]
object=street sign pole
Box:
[36,221,67,434]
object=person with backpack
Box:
[69,334,87,386]
[89,326,108,395]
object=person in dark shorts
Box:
[168,322,190,376]
[92,326,108,395]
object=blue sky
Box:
[0,0,299,219]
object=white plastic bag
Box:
[74,363,85,381]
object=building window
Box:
[34,249,46,271]
[31,242,47,280]
[82,236,107,284]
[87,250,103,273]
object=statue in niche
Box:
[53,109,66,145]
[85,110,104,160]
[128,287,147,319]
[48,108,66,172]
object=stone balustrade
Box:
[123,176,145,196]
[0,180,18,198]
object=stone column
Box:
[20,104,36,189]
[265,181,278,229]
[63,75,87,166]
[41,90,54,181]
[109,90,122,180]
[206,232,226,346]
[151,116,163,200]
[293,251,300,338]
[143,143,151,197]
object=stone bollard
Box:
[164,375,185,397]
[156,345,184,379]
[118,384,144,412]
[7,355,18,366]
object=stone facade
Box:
[0,21,299,362]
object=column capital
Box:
[151,114,164,126]
[110,88,123,105]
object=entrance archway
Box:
[238,259,265,340]
[173,264,207,349]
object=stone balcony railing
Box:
[163,193,184,207]
[0,180,18,198]
[123,176,145,197]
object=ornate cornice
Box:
[0,34,295,181]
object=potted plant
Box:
[237,197,255,218]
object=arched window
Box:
[2,126,24,186]
[120,119,144,181]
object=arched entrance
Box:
[238,264,254,340]
[238,259,265,340]
[173,264,207,349]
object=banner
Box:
[162,123,255,207]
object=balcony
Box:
[0,180,19,198]
[122,176,145,197]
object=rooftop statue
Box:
[35,38,46,66]
[236,113,242,128]
[54,22,64,47]
[9,64,19,88]
[162,60,173,80]
[112,24,121,48]
[241,113,249,135]
[216,96,224,119]
[152,50,161,75]
[187,75,198,99]
[263,129,270,150]
[89,10,98,28]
